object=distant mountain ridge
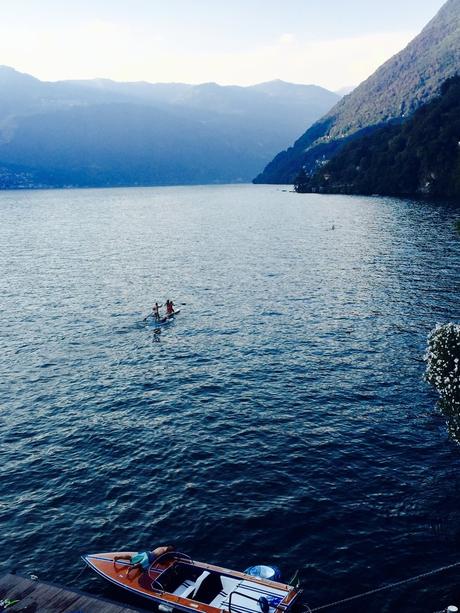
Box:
[255,0,460,184]
[0,67,339,188]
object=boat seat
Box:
[209,576,241,609]
[173,579,196,598]
[190,571,211,599]
[221,580,288,613]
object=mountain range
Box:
[0,67,339,189]
[254,0,460,185]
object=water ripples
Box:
[1,186,460,611]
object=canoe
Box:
[82,550,302,613]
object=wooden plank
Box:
[31,582,83,613]
[7,593,40,612]
[0,574,143,612]
[0,574,36,602]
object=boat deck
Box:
[0,573,145,612]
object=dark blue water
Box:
[1,185,460,612]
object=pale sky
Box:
[0,0,447,90]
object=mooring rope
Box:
[304,560,460,612]
[73,564,89,582]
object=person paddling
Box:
[152,302,163,321]
[165,300,175,315]
[144,302,163,322]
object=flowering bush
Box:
[425,323,460,407]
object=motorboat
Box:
[82,550,303,613]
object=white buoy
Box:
[447,606,458,612]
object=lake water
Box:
[1,184,460,612]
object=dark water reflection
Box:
[0,185,460,612]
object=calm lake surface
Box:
[1,184,460,612]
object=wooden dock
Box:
[0,573,145,612]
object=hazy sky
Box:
[0,0,447,90]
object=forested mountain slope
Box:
[295,76,460,198]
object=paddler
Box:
[165,299,175,315]
[152,302,163,321]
